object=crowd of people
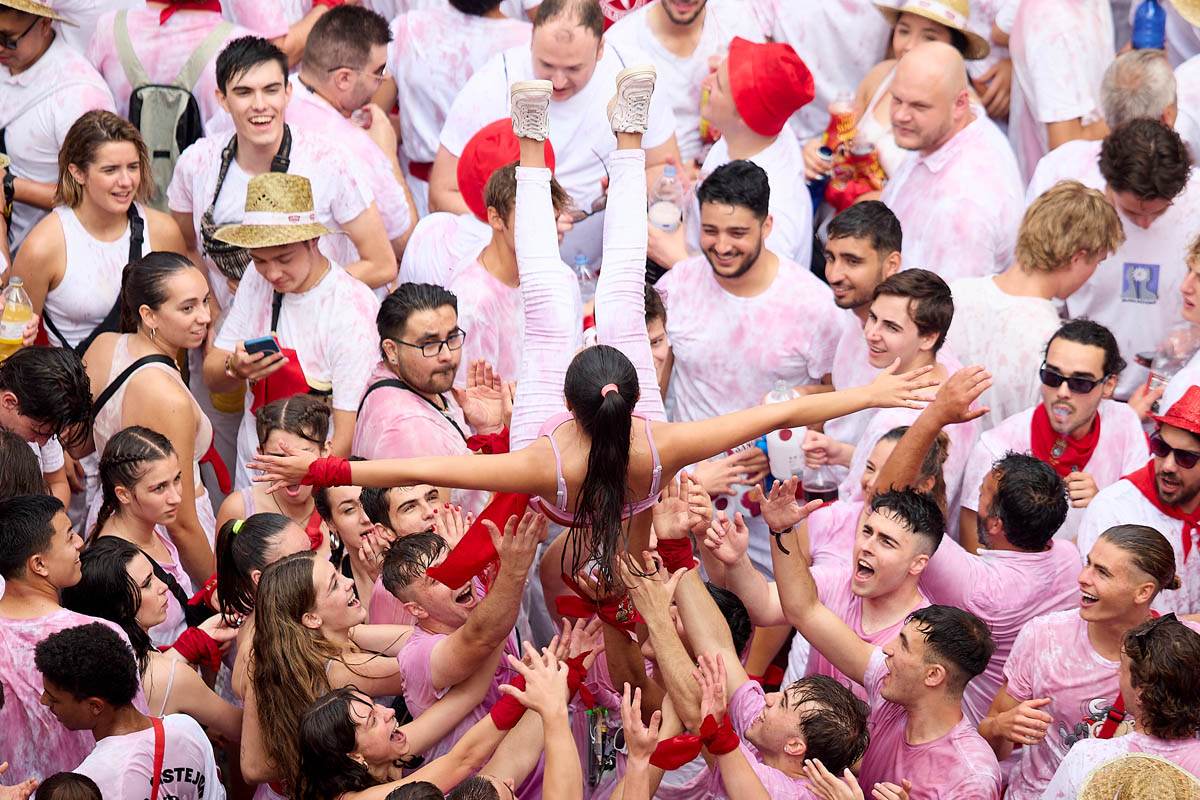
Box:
[2,0,1200,798]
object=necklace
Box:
[270,490,312,528]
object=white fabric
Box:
[1042,733,1200,800]
[44,0,139,53]
[448,260,525,388]
[958,400,1150,541]
[1024,139,1104,205]
[965,0,1011,82]
[30,437,65,474]
[74,714,224,800]
[398,211,494,288]
[1163,348,1200,410]
[1063,170,1200,399]
[220,0,304,39]
[856,66,909,178]
[825,310,881,447]
[1174,54,1200,171]
[945,275,1064,428]
[439,40,676,267]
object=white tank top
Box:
[857,66,909,178]
[45,204,152,350]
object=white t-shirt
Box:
[1008,0,1114,181]
[439,40,676,266]
[220,0,304,39]
[398,211,494,288]
[1163,348,1200,410]
[74,714,224,800]
[605,0,763,162]
[825,310,880,447]
[958,400,1150,541]
[1174,54,1200,175]
[168,128,375,311]
[44,0,139,53]
[946,276,1064,428]
[1024,139,1104,205]
[965,0,1012,82]
[1042,733,1200,800]
[449,260,525,388]
[1064,172,1200,399]
[30,437,66,474]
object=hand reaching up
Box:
[620,683,662,764]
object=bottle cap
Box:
[663,165,676,178]
[8,277,21,286]
[574,254,588,266]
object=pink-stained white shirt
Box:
[74,713,224,800]
[1076,476,1200,616]
[826,311,881,447]
[946,276,1064,429]
[143,530,196,647]
[959,401,1150,541]
[1007,0,1114,181]
[965,0,1011,83]
[1163,348,1200,411]
[747,0,891,141]
[1041,732,1200,800]
[0,609,147,784]
[859,648,1002,799]
[1174,55,1200,167]
[918,538,1082,727]
[351,360,489,515]
[1063,171,1200,399]
[398,211,493,288]
[879,108,1024,283]
[0,35,116,249]
[605,0,764,162]
[43,0,139,53]
[85,8,254,129]
[220,0,302,39]
[808,498,865,569]
[168,128,375,311]
[213,261,380,489]
[1024,139,1104,205]
[448,261,524,388]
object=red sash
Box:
[1123,462,1200,561]
[1030,404,1102,478]
[158,0,223,24]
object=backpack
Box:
[114,10,232,212]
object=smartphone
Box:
[244,335,282,356]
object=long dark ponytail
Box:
[120,251,197,333]
[562,344,639,588]
[61,537,154,674]
[93,425,175,541]
[215,512,295,625]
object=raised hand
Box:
[500,642,570,716]
[694,652,729,726]
[620,684,662,763]
[652,473,712,541]
[619,552,686,623]
[451,359,506,434]
[701,510,749,566]
[866,359,939,410]
[748,477,822,534]
[928,366,991,426]
[485,510,547,575]
[803,760,912,800]
[247,438,319,493]
[432,503,469,547]
[693,450,762,496]
[353,527,391,581]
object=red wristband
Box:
[489,674,527,730]
[699,713,739,755]
[301,457,352,488]
[656,537,696,572]
[563,650,594,708]
[167,627,222,671]
[650,715,738,769]
[466,427,510,454]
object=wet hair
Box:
[484,162,571,222]
[985,454,1069,551]
[380,531,446,599]
[704,582,752,656]
[1017,181,1124,272]
[905,605,995,694]
[1045,318,1127,380]
[696,160,770,221]
[1099,118,1192,201]
[533,0,604,40]
[877,426,950,512]
[783,675,870,775]
[93,426,175,542]
[295,688,380,800]
[872,269,954,353]
[827,201,903,257]
[644,283,666,326]
[0,494,66,580]
[216,36,288,93]
[34,623,140,708]
[61,538,155,674]
[120,251,202,334]
[377,283,458,360]
[0,345,93,449]
[255,394,331,448]
[0,428,49,498]
[303,5,391,74]
[449,0,503,14]
[56,110,153,208]
[1122,615,1200,739]
[1098,524,1181,596]
[36,773,103,800]
[869,489,945,556]
[215,512,298,624]
[447,778,500,800]
[387,785,443,800]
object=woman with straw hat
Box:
[801,0,990,183]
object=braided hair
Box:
[92,426,175,541]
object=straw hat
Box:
[0,154,9,171]
[213,173,344,250]
[1170,0,1200,26]
[875,0,990,60]
[0,0,77,26]
[1080,754,1200,800]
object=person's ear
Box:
[114,484,134,506]
[381,338,400,365]
[595,35,605,64]
[322,439,332,457]
[401,600,428,620]
[1101,373,1118,400]
[138,303,158,334]
[1132,579,1157,608]
[86,696,107,719]
[0,390,19,413]
[301,609,322,629]
[909,552,931,576]
[216,88,230,114]
[883,250,902,278]
[916,329,939,354]
[28,552,50,579]
[486,206,506,235]
[782,736,807,759]
[923,662,948,689]
[66,162,87,188]
[760,213,774,241]
[250,568,263,586]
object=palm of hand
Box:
[458,383,504,430]
[760,495,802,532]
[652,495,693,540]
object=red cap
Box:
[1152,385,1200,437]
[727,37,814,137]
[457,119,556,223]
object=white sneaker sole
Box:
[608,65,657,134]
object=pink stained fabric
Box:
[808,564,930,703]
[858,648,1002,799]
[807,498,865,569]
[1041,732,1200,800]
[398,211,493,288]
[447,259,525,389]
[220,0,294,39]
[826,311,882,446]
[1176,54,1200,166]
[1024,139,1104,205]
[879,108,1024,283]
[916,537,1081,727]
[368,576,416,627]
[958,401,1150,541]
[73,713,223,800]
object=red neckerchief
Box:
[1030,403,1102,478]
[157,0,223,24]
[1123,462,1200,561]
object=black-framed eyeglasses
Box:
[1038,363,1109,394]
[1149,433,1200,469]
[0,17,40,51]
[326,63,389,81]
[390,329,466,358]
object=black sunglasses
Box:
[1039,363,1109,394]
[1149,433,1200,469]
[0,17,39,51]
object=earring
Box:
[149,327,157,340]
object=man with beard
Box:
[1078,386,1200,615]
[654,159,842,575]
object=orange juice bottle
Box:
[0,277,32,362]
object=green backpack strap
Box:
[173,20,233,91]
[113,10,150,90]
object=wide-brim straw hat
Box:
[1170,0,1200,26]
[0,154,9,170]
[875,0,990,60]
[213,172,345,250]
[1080,754,1200,800]
[0,0,77,26]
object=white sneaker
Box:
[510,80,552,141]
[608,65,657,134]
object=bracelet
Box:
[224,353,241,381]
[769,526,794,555]
[2,171,14,219]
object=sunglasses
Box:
[0,17,39,51]
[1131,612,1178,655]
[1149,433,1200,469]
[1038,363,1109,394]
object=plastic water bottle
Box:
[763,381,806,479]
[648,166,684,232]
[1132,0,1166,49]
[802,463,839,505]
[574,253,597,304]
[0,277,32,362]
[1147,320,1200,397]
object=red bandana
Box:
[1123,461,1200,561]
[158,0,223,25]
[1030,403,1102,478]
[650,715,740,770]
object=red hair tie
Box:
[300,457,352,488]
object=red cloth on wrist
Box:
[311,0,344,7]
[167,627,222,671]
[425,492,530,588]
[656,538,695,571]
[564,650,594,708]
[489,674,527,730]
[301,457,351,488]
[650,715,739,769]
[466,427,510,455]
[188,573,218,610]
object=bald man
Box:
[879,42,1023,284]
